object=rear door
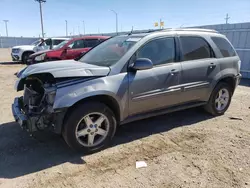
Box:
[178,36,219,103]
[128,37,182,115]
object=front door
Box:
[128,37,182,116]
[66,39,86,59]
[178,36,220,103]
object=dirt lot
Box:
[0,48,12,62]
[0,64,250,188]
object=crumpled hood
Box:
[21,60,110,78]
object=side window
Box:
[85,39,99,48]
[137,37,175,66]
[53,40,64,45]
[180,36,212,61]
[211,37,236,57]
[44,39,52,46]
[68,40,85,49]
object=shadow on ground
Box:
[0,108,213,179]
[0,61,22,65]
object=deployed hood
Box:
[30,49,51,57]
[20,60,110,78]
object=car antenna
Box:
[128,26,134,35]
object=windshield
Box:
[31,40,41,46]
[53,40,69,50]
[79,36,142,67]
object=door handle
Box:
[209,63,216,69]
[171,69,178,75]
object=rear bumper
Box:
[235,73,242,87]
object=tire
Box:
[204,82,232,116]
[22,52,33,64]
[62,102,117,153]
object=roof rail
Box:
[162,28,218,33]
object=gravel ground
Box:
[0,48,12,62]
[0,65,250,188]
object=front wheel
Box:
[62,102,117,153]
[204,82,232,116]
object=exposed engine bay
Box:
[18,75,62,133]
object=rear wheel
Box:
[204,82,232,116]
[62,102,117,153]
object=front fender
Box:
[53,75,129,120]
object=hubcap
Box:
[215,88,229,111]
[75,112,110,147]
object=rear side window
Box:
[85,39,99,48]
[180,36,212,61]
[211,37,236,57]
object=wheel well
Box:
[218,76,236,92]
[63,95,121,127]
[22,51,34,61]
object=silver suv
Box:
[12,29,241,152]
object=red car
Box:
[28,36,109,64]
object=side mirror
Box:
[130,58,153,71]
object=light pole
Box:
[3,20,9,37]
[35,0,46,38]
[111,10,118,35]
[65,20,68,36]
[82,21,85,35]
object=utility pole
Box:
[3,20,9,37]
[111,10,118,35]
[225,13,230,24]
[78,26,80,35]
[82,21,85,35]
[35,0,46,38]
[65,20,68,36]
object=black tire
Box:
[62,102,117,153]
[204,82,232,116]
[22,52,33,64]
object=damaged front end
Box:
[12,75,66,134]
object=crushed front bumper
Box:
[12,97,28,130]
[12,97,67,134]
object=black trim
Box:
[56,76,102,89]
[132,88,181,101]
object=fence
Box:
[192,22,250,78]
[0,37,39,48]
[0,22,250,78]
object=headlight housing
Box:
[35,53,46,61]
[12,48,20,53]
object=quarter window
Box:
[211,37,236,57]
[137,37,175,66]
[180,37,212,61]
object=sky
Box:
[0,0,249,37]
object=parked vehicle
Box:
[12,29,241,152]
[11,38,68,64]
[28,36,109,65]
